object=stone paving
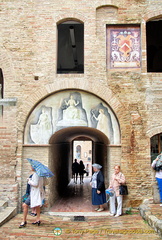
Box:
[139,202,162,238]
[0,211,161,240]
[147,204,162,220]
[0,178,162,239]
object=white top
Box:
[152,160,162,179]
[28,172,45,208]
[91,172,99,188]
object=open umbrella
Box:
[27,158,54,177]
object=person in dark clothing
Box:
[79,160,85,184]
[90,163,106,212]
[72,159,79,184]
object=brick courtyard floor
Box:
[0,212,160,240]
[0,177,161,239]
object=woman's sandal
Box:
[97,208,105,212]
[19,221,27,228]
[32,221,41,226]
[30,212,37,216]
[94,207,100,211]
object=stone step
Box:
[0,200,8,211]
[0,206,17,227]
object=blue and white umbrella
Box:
[105,188,114,203]
[27,158,54,177]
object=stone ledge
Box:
[0,98,17,106]
[0,200,8,211]
[0,207,17,227]
[139,203,162,238]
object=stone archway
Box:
[48,126,109,208]
[23,89,121,210]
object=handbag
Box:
[22,193,29,203]
[119,184,128,195]
[154,154,162,171]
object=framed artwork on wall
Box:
[106,25,141,70]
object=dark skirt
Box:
[92,188,106,205]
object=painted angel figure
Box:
[92,109,109,134]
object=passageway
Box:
[48,127,109,210]
[49,177,108,213]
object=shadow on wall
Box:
[48,142,72,206]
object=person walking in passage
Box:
[152,152,162,206]
[19,166,45,228]
[72,159,79,184]
[79,160,85,184]
[109,165,126,217]
[85,164,89,176]
[90,163,106,212]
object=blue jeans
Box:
[156,178,162,202]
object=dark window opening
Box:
[147,20,162,72]
[57,21,84,74]
[0,68,3,98]
[151,133,162,162]
[76,145,81,159]
[0,68,4,116]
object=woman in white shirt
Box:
[152,152,162,206]
[109,165,126,217]
[19,166,45,228]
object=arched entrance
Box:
[48,126,109,209]
[23,89,121,211]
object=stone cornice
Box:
[0,98,17,106]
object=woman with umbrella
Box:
[19,158,54,228]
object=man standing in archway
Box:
[72,159,79,184]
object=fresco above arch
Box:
[24,90,121,145]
